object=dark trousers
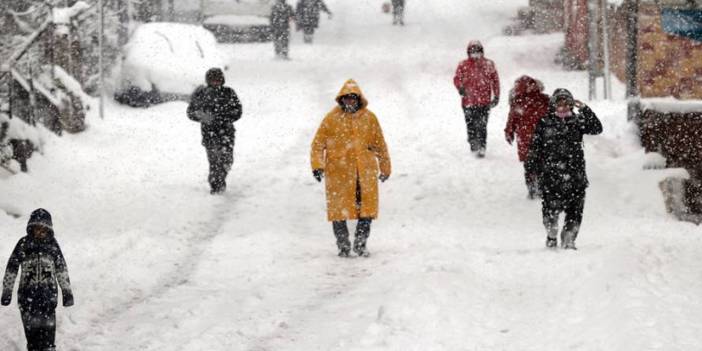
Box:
[542,191,585,242]
[273,30,290,58]
[333,218,371,254]
[205,144,233,193]
[332,180,372,254]
[392,0,405,24]
[20,307,56,351]
[463,106,490,152]
[302,26,315,43]
[524,163,540,199]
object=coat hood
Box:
[550,88,574,106]
[513,75,544,98]
[206,67,225,86]
[335,79,368,109]
[467,40,484,55]
[26,208,54,237]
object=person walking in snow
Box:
[295,0,332,44]
[311,79,392,257]
[504,75,550,199]
[391,0,405,26]
[271,0,296,59]
[2,208,74,351]
[453,40,500,158]
[187,68,243,195]
[525,89,602,249]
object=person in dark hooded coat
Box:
[525,89,602,249]
[187,68,243,194]
[391,0,405,26]
[2,208,74,351]
[295,0,331,43]
[271,0,296,59]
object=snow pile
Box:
[2,0,702,350]
[204,15,271,26]
[641,97,702,113]
[202,0,273,18]
[643,152,667,170]
[52,1,92,35]
[120,23,227,96]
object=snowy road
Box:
[2,1,702,350]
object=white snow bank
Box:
[120,23,227,96]
[203,15,270,26]
[52,1,92,36]
[643,152,667,170]
[202,0,273,18]
[641,97,702,114]
[52,1,91,24]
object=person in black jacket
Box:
[525,89,602,250]
[271,0,296,59]
[187,68,243,194]
[296,0,331,43]
[391,0,405,26]
[2,208,74,351]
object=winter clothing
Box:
[391,0,405,25]
[505,76,550,162]
[311,79,391,222]
[525,91,602,248]
[454,42,500,154]
[332,181,372,257]
[2,209,73,351]
[296,0,331,42]
[505,76,550,197]
[271,0,295,58]
[187,68,242,194]
[453,42,500,108]
[543,191,585,249]
[463,106,490,154]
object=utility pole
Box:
[601,0,612,100]
[626,0,640,121]
[587,0,600,100]
[98,0,105,119]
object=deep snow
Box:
[1,1,701,350]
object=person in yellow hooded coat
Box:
[311,79,391,257]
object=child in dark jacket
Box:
[2,208,74,351]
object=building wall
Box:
[609,3,702,99]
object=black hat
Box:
[550,88,574,106]
[26,208,54,236]
[205,68,225,86]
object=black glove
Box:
[313,169,324,182]
[379,174,389,183]
[63,292,74,307]
[1,293,11,306]
[458,88,466,96]
[489,97,499,108]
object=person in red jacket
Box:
[505,75,550,199]
[453,40,500,158]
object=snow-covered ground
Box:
[2,1,701,350]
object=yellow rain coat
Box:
[311,80,392,221]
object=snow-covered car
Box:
[201,0,274,42]
[114,23,228,107]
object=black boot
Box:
[353,218,372,257]
[333,221,351,257]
